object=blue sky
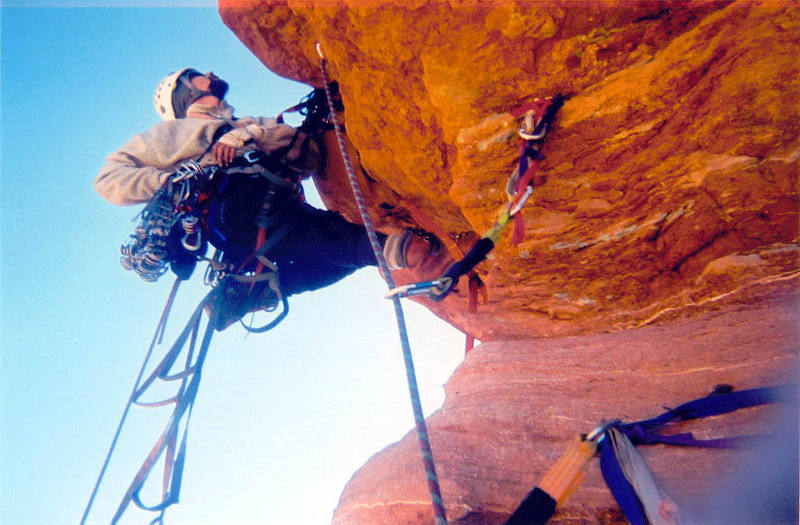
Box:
[1,6,465,524]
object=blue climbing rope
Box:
[316,43,448,525]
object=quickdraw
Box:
[386,94,566,302]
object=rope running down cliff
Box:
[316,43,449,525]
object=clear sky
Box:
[1,5,466,524]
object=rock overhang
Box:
[217,2,799,523]
[219,0,798,341]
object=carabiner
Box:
[243,150,261,164]
[519,109,549,141]
[585,419,621,444]
[509,185,534,217]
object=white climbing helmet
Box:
[154,69,189,120]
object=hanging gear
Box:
[81,280,224,525]
[506,95,565,245]
[120,160,209,282]
[118,142,305,333]
[385,94,566,302]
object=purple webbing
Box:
[318,52,448,525]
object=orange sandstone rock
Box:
[220,0,798,340]
[218,1,799,523]
[333,282,798,524]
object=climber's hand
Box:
[213,143,237,167]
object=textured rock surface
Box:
[220,0,798,341]
[333,281,798,524]
[218,1,799,523]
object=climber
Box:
[95,68,452,328]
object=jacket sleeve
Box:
[95,133,173,206]
[217,117,321,175]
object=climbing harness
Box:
[385,94,565,302]
[504,384,795,525]
[119,147,297,334]
[86,148,303,523]
[316,43,449,525]
[200,149,302,333]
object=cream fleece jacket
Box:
[95,102,317,206]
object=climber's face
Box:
[191,71,229,100]
[190,72,229,100]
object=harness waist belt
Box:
[226,150,295,188]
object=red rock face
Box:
[219,1,799,523]
[333,282,798,524]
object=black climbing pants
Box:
[205,170,384,297]
[267,201,384,296]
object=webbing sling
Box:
[82,281,224,524]
[613,384,793,448]
[112,287,223,523]
[385,95,565,303]
[81,278,182,524]
[504,384,794,525]
[599,385,796,525]
[599,430,652,525]
[435,95,564,300]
